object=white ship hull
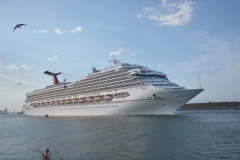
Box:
[24,87,203,117]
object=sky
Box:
[0,0,240,112]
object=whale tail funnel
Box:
[44,71,61,85]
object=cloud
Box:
[47,55,57,61]
[137,15,142,18]
[53,28,62,35]
[6,64,18,69]
[21,65,29,69]
[143,0,195,26]
[34,29,49,34]
[71,26,83,33]
[130,50,142,56]
[110,49,125,56]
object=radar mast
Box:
[108,55,121,65]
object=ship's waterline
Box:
[23,59,203,116]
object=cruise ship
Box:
[23,59,203,117]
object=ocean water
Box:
[1,110,240,160]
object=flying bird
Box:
[16,83,22,86]
[13,24,27,32]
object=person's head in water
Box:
[46,149,49,153]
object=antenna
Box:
[198,75,201,89]
[108,55,121,65]
[44,71,61,85]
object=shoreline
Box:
[178,102,240,111]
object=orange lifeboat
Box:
[95,95,103,100]
[87,96,94,101]
[105,94,113,100]
[72,98,79,103]
[54,100,59,104]
[60,100,66,104]
[79,97,86,102]
[79,79,85,83]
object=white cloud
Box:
[21,65,29,69]
[47,55,57,61]
[110,49,125,56]
[143,0,195,26]
[130,50,142,56]
[71,26,83,33]
[6,64,18,69]
[34,29,49,34]
[53,28,62,35]
[137,15,142,18]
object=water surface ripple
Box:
[1,110,240,160]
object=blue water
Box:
[1,110,240,160]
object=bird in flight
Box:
[13,24,27,32]
[16,83,22,86]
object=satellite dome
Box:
[92,67,97,73]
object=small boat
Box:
[79,97,86,102]
[60,100,65,104]
[72,98,79,103]
[65,98,72,103]
[44,114,49,118]
[54,100,60,105]
[79,79,85,83]
[95,95,103,100]
[114,92,130,98]
[105,94,113,100]
[87,96,94,101]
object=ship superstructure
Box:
[23,59,203,116]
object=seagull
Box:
[16,83,22,86]
[13,24,27,32]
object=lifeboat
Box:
[79,79,85,83]
[79,97,86,102]
[54,100,60,104]
[65,99,72,103]
[72,98,79,103]
[95,95,103,100]
[114,92,130,98]
[105,94,113,100]
[86,96,94,101]
[60,100,66,104]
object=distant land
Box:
[179,102,240,111]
